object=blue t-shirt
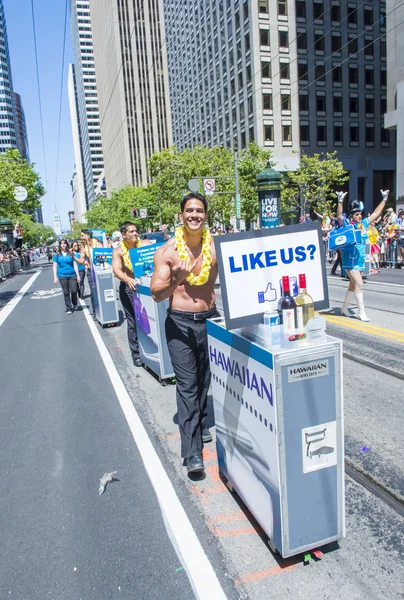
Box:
[53,252,76,278]
[73,251,85,271]
[341,217,370,271]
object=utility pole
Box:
[235,150,240,231]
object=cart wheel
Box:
[160,379,168,387]
[267,538,279,555]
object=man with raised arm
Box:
[150,193,219,475]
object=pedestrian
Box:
[112,222,144,367]
[367,221,380,271]
[337,190,389,322]
[53,239,80,314]
[398,209,404,264]
[151,192,219,475]
[72,241,86,298]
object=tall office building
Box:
[68,64,87,221]
[14,93,29,160]
[385,0,404,209]
[89,0,172,191]
[164,0,395,210]
[69,0,104,209]
[0,0,18,154]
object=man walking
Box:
[112,222,144,367]
[151,193,219,475]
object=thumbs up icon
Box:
[258,282,277,304]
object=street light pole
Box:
[235,150,240,231]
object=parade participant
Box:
[72,241,86,298]
[367,221,380,271]
[53,239,80,314]
[337,190,389,322]
[398,209,404,264]
[112,222,144,367]
[150,193,219,475]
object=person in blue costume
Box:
[337,189,389,322]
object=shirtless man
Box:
[151,193,219,474]
[112,222,147,367]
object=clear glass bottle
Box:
[295,273,314,328]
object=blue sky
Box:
[4,0,74,230]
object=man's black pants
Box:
[59,276,78,311]
[78,269,86,298]
[165,306,219,459]
[331,250,342,275]
[119,281,139,360]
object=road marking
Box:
[79,300,227,600]
[323,314,404,342]
[235,564,296,586]
[31,288,62,299]
[327,276,404,289]
[0,270,42,328]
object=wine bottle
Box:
[295,273,314,328]
[278,276,296,341]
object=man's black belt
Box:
[168,306,218,322]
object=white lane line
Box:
[79,300,227,600]
[0,270,42,328]
[327,276,404,289]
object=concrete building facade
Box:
[14,92,29,160]
[164,0,395,211]
[68,64,87,221]
[384,0,404,209]
[0,0,18,154]
[69,0,104,208]
[89,0,173,192]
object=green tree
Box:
[0,149,45,219]
[67,220,87,241]
[281,152,349,218]
[18,214,56,247]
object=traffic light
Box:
[132,208,138,217]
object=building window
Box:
[365,68,374,86]
[332,33,342,53]
[279,30,289,47]
[300,123,310,143]
[315,64,325,83]
[261,61,271,78]
[282,124,292,141]
[278,0,288,16]
[334,124,343,143]
[249,126,255,142]
[365,96,374,115]
[350,124,359,144]
[281,94,291,111]
[380,39,386,59]
[296,0,306,18]
[299,94,309,112]
[350,95,359,114]
[314,32,324,52]
[380,68,387,88]
[317,123,327,143]
[364,7,373,26]
[280,62,290,79]
[333,95,343,113]
[331,4,341,22]
[245,32,250,52]
[313,2,323,20]
[348,36,358,55]
[366,125,374,144]
[264,124,274,141]
[381,127,389,144]
[260,28,270,46]
[349,66,358,85]
[332,65,342,84]
[259,0,269,14]
[348,4,357,26]
[381,97,387,114]
[263,93,273,110]
[239,71,243,88]
[364,37,373,59]
[298,62,308,81]
[297,31,307,50]
[316,93,326,113]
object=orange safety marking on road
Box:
[159,432,181,440]
[235,563,296,586]
[210,525,256,538]
[202,448,218,461]
[190,485,210,504]
[206,464,221,482]
[210,511,248,523]
[204,482,227,494]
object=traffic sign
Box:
[139,208,148,219]
[14,186,28,203]
[203,178,215,195]
[188,178,200,193]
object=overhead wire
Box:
[54,0,69,211]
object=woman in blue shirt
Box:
[53,239,80,314]
[337,190,389,322]
[72,241,86,298]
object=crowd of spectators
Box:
[0,246,42,279]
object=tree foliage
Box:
[281,152,349,217]
[0,150,45,219]
[18,214,56,247]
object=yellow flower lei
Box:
[120,239,141,272]
[175,226,212,286]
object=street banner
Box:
[214,223,328,329]
[259,190,280,228]
[129,243,163,278]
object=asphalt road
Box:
[1,261,403,600]
[0,262,197,600]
